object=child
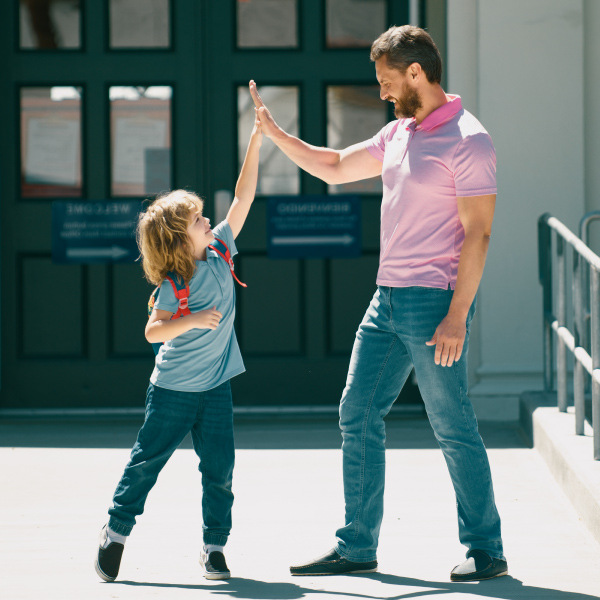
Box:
[95,96,262,582]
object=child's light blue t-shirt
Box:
[149,220,245,392]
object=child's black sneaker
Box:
[200,550,231,580]
[94,525,124,582]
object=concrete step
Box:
[519,391,600,545]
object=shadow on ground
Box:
[0,415,527,450]
[113,573,600,600]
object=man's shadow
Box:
[117,572,600,600]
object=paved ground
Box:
[1,415,599,600]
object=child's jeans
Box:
[108,380,235,547]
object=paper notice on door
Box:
[25,118,80,185]
[113,117,168,185]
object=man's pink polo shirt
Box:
[363,95,496,290]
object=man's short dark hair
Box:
[370,25,442,84]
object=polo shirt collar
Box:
[411,94,462,132]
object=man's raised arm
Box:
[249,80,382,186]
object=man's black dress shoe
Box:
[290,548,377,576]
[450,549,508,581]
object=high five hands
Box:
[249,80,280,139]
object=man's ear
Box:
[408,62,422,81]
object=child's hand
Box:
[190,307,222,330]
[252,109,263,145]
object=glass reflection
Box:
[237,0,297,48]
[110,0,170,49]
[20,0,81,49]
[110,86,172,197]
[20,87,82,198]
[238,86,299,195]
[327,86,385,194]
[327,0,386,48]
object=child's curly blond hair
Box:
[137,189,205,286]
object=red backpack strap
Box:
[147,274,190,356]
[148,287,160,317]
[164,274,191,319]
[208,238,247,288]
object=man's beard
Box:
[394,83,422,119]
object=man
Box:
[250,25,506,582]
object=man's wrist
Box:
[447,303,470,321]
[271,126,287,145]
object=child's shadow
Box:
[118,573,600,600]
[118,578,314,599]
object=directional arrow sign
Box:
[268,196,361,259]
[52,201,141,264]
[66,246,130,260]
[271,235,356,246]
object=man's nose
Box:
[380,87,387,101]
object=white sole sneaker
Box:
[95,525,124,582]
[200,551,230,580]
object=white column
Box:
[447,0,482,389]
[584,0,600,251]
[447,0,479,115]
[447,1,585,413]
[409,0,421,26]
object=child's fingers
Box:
[207,316,221,330]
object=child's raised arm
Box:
[226,82,263,239]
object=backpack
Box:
[147,237,246,355]
[147,273,190,355]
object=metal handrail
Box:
[538,213,600,460]
[579,212,600,355]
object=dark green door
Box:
[1,0,424,410]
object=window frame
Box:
[234,0,302,52]
[16,0,85,52]
[17,83,86,201]
[323,0,391,51]
[106,82,176,199]
[106,0,174,52]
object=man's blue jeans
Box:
[108,380,235,547]
[335,286,504,561]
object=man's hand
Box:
[249,80,280,139]
[247,80,381,185]
[425,313,467,367]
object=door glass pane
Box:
[238,85,299,195]
[327,0,387,48]
[237,0,297,48]
[19,0,81,49]
[20,87,82,198]
[109,0,170,49]
[110,86,172,197]
[327,85,385,194]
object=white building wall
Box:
[584,0,600,249]
[447,0,587,416]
